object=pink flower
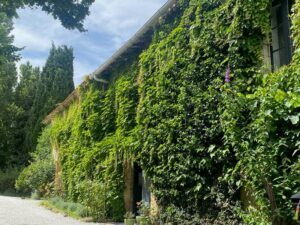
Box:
[225,66,230,83]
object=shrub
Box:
[16,157,54,196]
[79,181,109,221]
[16,127,55,196]
[0,167,21,194]
[150,204,241,225]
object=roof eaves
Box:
[90,0,178,81]
[42,86,81,125]
[43,0,179,125]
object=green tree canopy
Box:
[0,13,21,168]
[0,0,95,31]
[14,62,40,165]
[26,44,75,154]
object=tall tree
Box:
[26,44,75,153]
[14,62,39,165]
[0,13,21,169]
[0,0,95,31]
[0,0,90,168]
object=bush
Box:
[0,167,21,194]
[76,178,124,222]
[150,204,241,225]
[149,190,241,225]
[16,156,54,196]
[16,127,55,196]
[79,181,109,221]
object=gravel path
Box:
[0,196,123,225]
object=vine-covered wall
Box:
[48,63,139,221]
[28,0,300,224]
[137,0,270,220]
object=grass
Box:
[41,197,91,220]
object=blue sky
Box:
[12,0,168,86]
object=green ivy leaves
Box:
[29,0,300,224]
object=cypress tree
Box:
[26,44,75,155]
[0,13,20,169]
[14,62,39,165]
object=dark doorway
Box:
[132,164,151,215]
[133,164,142,214]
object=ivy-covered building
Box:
[43,0,179,216]
[40,0,300,224]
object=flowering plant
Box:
[136,200,150,216]
[225,66,231,83]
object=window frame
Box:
[270,0,293,71]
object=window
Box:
[270,0,293,71]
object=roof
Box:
[91,0,178,82]
[43,0,179,125]
[42,84,81,124]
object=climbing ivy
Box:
[137,0,300,224]
[47,66,139,221]
[20,0,300,224]
[220,1,300,225]
[137,0,269,219]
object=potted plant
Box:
[136,201,150,225]
[124,212,136,225]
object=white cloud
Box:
[12,0,168,85]
[13,26,51,51]
[87,0,165,46]
[12,8,82,52]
